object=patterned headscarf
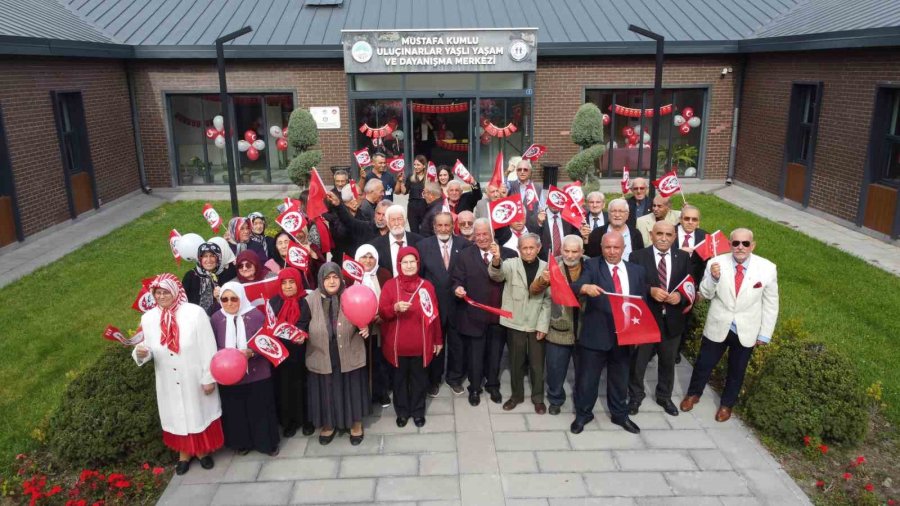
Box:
[228,217,249,254]
[247,212,269,256]
[194,242,223,312]
[148,273,188,354]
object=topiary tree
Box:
[46,345,171,468]
[565,144,605,182]
[286,108,323,187]
[566,103,606,181]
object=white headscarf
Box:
[219,281,255,350]
[354,244,382,299]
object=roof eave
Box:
[132,44,344,59]
[537,40,741,56]
[0,35,132,58]
[740,26,900,53]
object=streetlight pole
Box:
[628,25,664,199]
[216,26,253,217]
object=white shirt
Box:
[389,233,408,276]
[678,228,695,248]
[618,226,634,261]
[503,227,528,255]
[479,247,495,264]
[604,260,630,295]
[589,212,606,229]
[652,247,672,289]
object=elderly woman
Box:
[133,273,222,475]
[355,244,393,408]
[378,247,443,428]
[299,263,371,445]
[235,250,272,284]
[247,212,276,260]
[211,282,280,456]
[269,267,314,438]
[270,227,322,290]
[182,242,236,316]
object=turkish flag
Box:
[548,259,579,307]
[489,151,504,189]
[244,277,281,307]
[653,169,682,198]
[248,327,289,367]
[693,230,730,261]
[674,274,697,314]
[463,295,512,319]
[103,324,144,345]
[607,293,661,346]
[521,144,547,161]
[306,167,329,220]
[488,195,526,230]
[621,165,631,194]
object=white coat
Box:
[132,303,222,435]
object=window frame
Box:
[0,104,24,243]
[779,81,823,207]
[857,84,900,239]
[50,91,99,217]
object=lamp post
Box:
[216,26,253,217]
[628,25,664,199]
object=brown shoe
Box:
[715,406,732,422]
[502,399,520,411]
[534,402,547,415]
[680,395,700,412]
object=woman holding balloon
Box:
[133,273,223,476]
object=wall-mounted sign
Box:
[310,107,340,129]
[341,28,537,74]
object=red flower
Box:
[803,436,811,446]
[66,500,87,506]
[113,480,131,489]
[887,499,896,505]
[818,444,828,454]
[47,485,63,497]
[142,462,150,470]
[91,501,105,506]
[16,453,27,460]
[865,483,874,492]
[815,480,825,488]
[106,473,126,484]
[855,456,866,466]
[843,472,853,481]
[152,466,165,476]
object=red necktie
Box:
[552,215,562,257]
[612,265,623,294]
[735,264,744,296]
[682,233,691,248]
[657,252,668,289]
[483,251,489,265]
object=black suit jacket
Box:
[419,198,444,237]
[368,231,424,274]
[417,235,468,327]
[449,244,517,336]
[534,211,578,261]
[626,196,653,229]
[571,259,646,351]
[629,246,691,339]
[450,184,482,214]
[585,225,644,258]
[676,225,708,284]
[329,201,379,254]
[585,211,609,230]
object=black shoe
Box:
[236,448,250,456]
[628,402,641,416]
[349,432,364,446]
[448,383,465,396]
[675,354,682,364]
[656,398,679,416]
[375,394,392,408]
[549,404,561,416]
[396,416,409,427]
[302,422,316,436]
[428,384,441,398]
[283,426,298,438]
[468,392,481,406]
[267,447,280,457]
[199,455,214,470]
[486,388,502,404]
[175,460,190,475]
[414,417,426,427]
[611,417,641,434]
[319,430,336,445]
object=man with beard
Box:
[369,205,423,275]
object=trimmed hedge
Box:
[565,144,605,182]
[288,150,323,187]
[46,345,171,468]
[570,103,604,149]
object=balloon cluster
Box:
[238,130,266,161]
[672,107,702,136]
[205,115,228,150]
[269,126,290,152]
[620,125,652,149]
[173,233,236,265]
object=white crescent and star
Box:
[621,301,643,326]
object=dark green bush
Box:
[742,339,868,445]
[288,150,323,187]
[570,103,604,149]
[565,144,605,182]
[287,108,319,151]
[46,345,171,468]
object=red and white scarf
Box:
[148,273,188,354]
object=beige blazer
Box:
[635,209,682,245]
[488,257,551,334]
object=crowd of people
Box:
[133,154,779,475]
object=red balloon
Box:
[627,133,639,145]
[340,284,378,328]
[602,114,611,126]
[622,126,635,138]
[276,138,288,151]
[244,130,258,143]
[211,348,248,385]
[247,147,260,160]
[205,127,219,139]
[682,107,695,120]
[480,132,492,144]
[679,124,692,136]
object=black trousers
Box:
[573,344,631,424]
[687,331,754,408]
[629,335,680,404]
[407,198,428,235]
[441,325,466,386]
[369,333,393,399]
[393,356,428,418]
[461,324,505,394]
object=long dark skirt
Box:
[274,341,308,431]
[308,337,370,429]
[219,378,280,454]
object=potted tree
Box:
[286,109,323,187]
[182,156,204,185]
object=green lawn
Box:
[0,194,898,468]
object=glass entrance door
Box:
[409,99,473,172]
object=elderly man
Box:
[475,182,507,220]
[446,180,482,214]
[530,234,587,415]
[451,219,517,405]
[627,222,691,416]
[361,152,404,199]
[324,189,381,250]
[535,199,577,261]
[358,178,385,222]
[570,231,646,434]
[419,182,445,237]
[635,195,682,245]
[581,191,607,236]
[507,159,542,215]
[331,169,350,198]
[457,211,476,242]
[489,233,552,414]
[681,228,779,422]
[368,204,423,275]
[675,204,708,364]
[586,198,644,260]
[626,177,653,229]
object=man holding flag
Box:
[570,231,649,435]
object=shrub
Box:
[570,103,604,149]
[565,144,605,182]
[742,339,868,445]
[288,150,323,187]
[46,345,171,468]
[287,108,318,151]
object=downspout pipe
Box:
[126,62,151,194]
[726,56,747,185]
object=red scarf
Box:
[148,273,188,354]
[276,267,304,325]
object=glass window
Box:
[476,97,531,181]
[787,84,819,164]
[405,73,476,90]
[880,89,900,184]
[480,73,526,90]
[354,74,403,91]
[586,88,704,178]
[170,95,209,184]
[354,99,405,162]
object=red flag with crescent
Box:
[488,195,526,230]
[521,144,547,161]
[202,203,222,233]
[693,230,730,261]
[674,275,697,314]
[248,327,289,367]
[489,151,504,189]
[548,258,579,307]
[306,167,329,220]
[652,169,682,198]
[607,293,661,346]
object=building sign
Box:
[341,28,537,73]
[310,107,340,129]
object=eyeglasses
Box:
[516,168,530,172]
[221,296,240,303]
[632,186,648,190]
[458,221,474,226]
[731,240,751,248]
[682,217,699,222]
[238,263,254,269]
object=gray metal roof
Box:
[1,0,899,58]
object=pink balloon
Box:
[679,124,692,136]
[247,147,260,160]
[682,107,695,119]
[244,130,258,143]
[622,126,635,138]
[211,348,248,385]
[205,127,219,139]
[340,284,378,328]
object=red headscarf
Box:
[276,267,304,325]
[235,250,269,283]
[395,246,423,294]
[147,273,188,353]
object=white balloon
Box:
[633,126,641,135]
[237,140,250,152]
[687,116,702,128]
[684,166,697,177]
[642,132,651,143]
[392,130,405,141]
[269,125,283,138]
[212,115,224,131]
[208,236,234,265]
[673,114,686,126]
[214,135,226,149]
[252,139,266,151]
[178,233,205,262]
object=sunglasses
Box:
[731,240,751,247]
[632,186,648,190]
[221,296,240,303]
[682,217,699,222]
[516,168,530,172]
[238,263,254,269]
[458,221,474,226]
